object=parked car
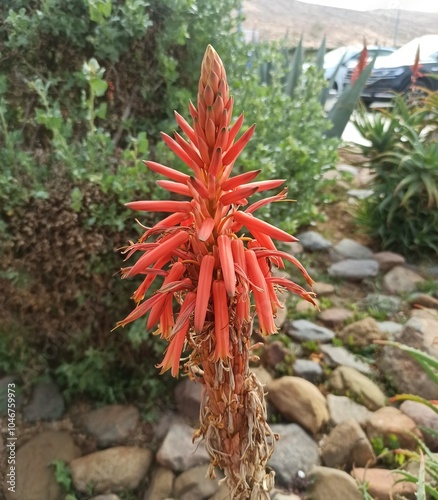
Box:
[360,35,438,105]
[323,45,394,93]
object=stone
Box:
[338,317,382,348]
[269,424,320,489]
[174,379,202,422]
[328,259,379,281]
[329,366,386,411]
[352,468,417,499]
[327,395,372,426]
[400,400,438,451]
[292,359,323,383]
[365,406,422,449]
[308,466,362,500]
[372,251,405,271]
[321,345,372,374]
[81,404,140,447]
[285,241,304,255]
[143,467,174,500]
[0,375,23,416]
[337,163,359,177]
[267,376,329,434]
[379,314,438,400]
[296,299,319,315]
[347,189,373,200]
[6,431,81,500]
[274,303,288,327]
[409,293,438,309]
[320,419,376,469]
[251,365,274,386]
[90,496,120,500]
[156,417,210,471]
[262,340,289,369]
[22,379,65,422]
[361,293,402,314]
[173,464,222,500]
[376,321,403,337]
[312,282,335,296]
[383,265,424,294]
[272,492,301,500]
[287,319,334,343]
[70,446,152,493]
[296,231,331,251]
[318,308,353,328]
[331,238,373,261]
[209,483,230,500]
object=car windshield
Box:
[383,36,438,66]
[324,47,349,66]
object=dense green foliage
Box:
[354,93,438,258]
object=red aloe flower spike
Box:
[213,280,230,361]
[221,169,261,191]
[222,124,256,165]
[233,210,298,242]
[126,200,192,213]
[194,254,216,332]
[351,38,368,84]
[156,180,191,197]
[218,234,236,297]
[220,185,258,206]
[144,160,190,184]
[174,111,197,145]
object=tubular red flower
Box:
[213,280,230,360]
[218,234,236,297]
[194,254,216,332]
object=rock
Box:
[6,431,81,500]
[361,293,402,314]
[329,366,386,411]
[283,241,304,255]
[296,231,331,251]
[383,266,424,294]
[331,238,373,261]
[287,320,334,343]
[268,376,329,434]
[328,259,379,281]
[251,365,274,386]
[320,419,376,469]
[272,492,301,500]
[376,321,403,337]
[0,375,23,416]
[337,317,382,348]
[379,314,438,400]
[352,467,416,499]
[70,446,152,493]
[347,189,373,200]
[409,293,438,309]
[22,379,65,422]
[318,308,353,328]
[296,300,319,315]
[81,404,140,447]
[143,467,174,500]
[400,400,438,451]
[156,417,210,471]
[308,466,362,500]
[327,395,372,426]
[90,496,121,500]
[174,379,202,422]
[312,282,335,296]
[275,303,289,327]
[269,424,319,489]
[365,406,422,450]
[262,341,289,369]
[173,464,221,500]
[321,345,372,374]
[292,359,323,383]
[372,251,405,271]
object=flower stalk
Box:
[116,45,316,499]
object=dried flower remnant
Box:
[116,45,316,499]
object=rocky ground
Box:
[1,160,438,500]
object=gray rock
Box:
[361,293,402,314]
[383,266,424,294]
[6,431,81,500]
[400,400,438,451]
[331,238,373,260]
[321,345,372,374]
[308,466,362,500]
[337,317,383,348]
[347,189,373,200]
[173,464,221,500]
[156,417,210,471]
[23,379,65,422]
[81,404,140,447]
[376,321,403,337]
[337,164,359,177]
[287,320,334,343]
[269,424,319,489]
[70,446,153,493]
[318,308,353,328]
[372,251,406,271]
[329,366,386,411]
[296,231,331,251]
[328,259,379,281]
[292,359,323,383]
[327,394,372,426]
[321,419,376,469]
[0,375,23,416]
[174,379,202,422]
[312,282,335,296]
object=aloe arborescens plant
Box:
[116,45,316,499]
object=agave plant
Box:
[115,45,316,498]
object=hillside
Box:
[242,0,438,48]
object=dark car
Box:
[360,35,438,105]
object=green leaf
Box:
[90,78,108,97]
[284,36,303,98]
[316,36,326,71]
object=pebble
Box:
[400,400,438,451]
[352,467,417,499]
[409,292,438,309]
[292,359,323,383]
[346,189,373,200]
[287,319,335,343]
[269,423,320,488]
[174,379,202,422]
[173,464,221,499]
[274,303,289,327]
[321,344,372,374]
[318,307,353,327]
[22,378,65,422]
[330,238,373,261]
[383,265,424,294]
[143,467,175,500]
[308,466,363,500]
[70,446,153,493]
[326,394,372,426]
[337,317,383,348]
[361,293,402,314]
[296,299,319,314]
[272,491,302,500]
[268,376,329,434]
[328,259,379,281]
[262,340,289,369]
[329,366,386,411]
[81,404,140,447]
[90,496,121,500]
[312,282,335,296]
[376,321,403,337]
[372,251,405,271]
[296,231,332,251]
[251,365,274,386]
